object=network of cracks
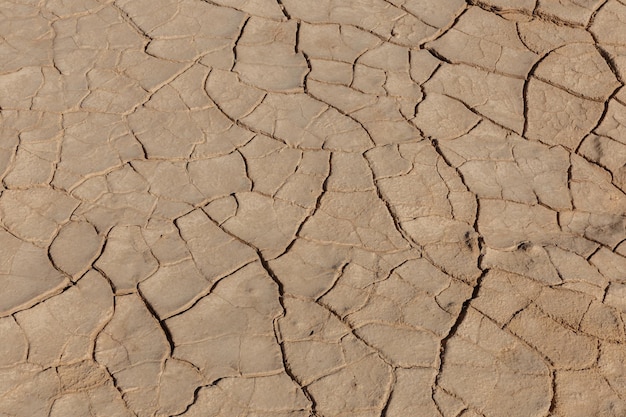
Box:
[2,0,626,416]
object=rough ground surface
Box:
[1,0,626,416]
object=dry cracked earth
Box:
[3,0,626,416]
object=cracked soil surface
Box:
[1,0,626,416]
